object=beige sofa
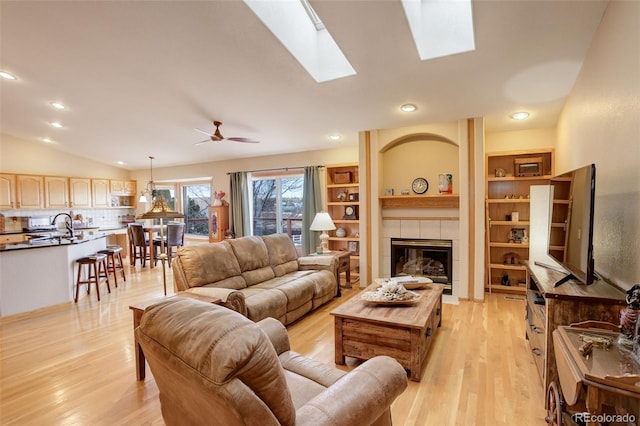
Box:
[136,297,408,426]
[172,234,338,325]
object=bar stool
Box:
[98,245,126,287]
[75,253,110,302]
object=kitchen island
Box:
[0,231,110,316]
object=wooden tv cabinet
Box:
[524,261,625,396]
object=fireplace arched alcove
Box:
[380,132,459,196]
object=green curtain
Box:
[229,172,249,237]
[302,166,323,255]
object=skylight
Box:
[243,0,356,83]
[401,0,475,61]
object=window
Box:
[182,184,211,236]
[251,173,304,244]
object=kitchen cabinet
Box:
[123,180,136,195]
[0,174,16,209]
[16,175,44,209]
[92,179,110,208]
[44,176,69,209]
[485,149,560,294]
[109,179,136,208]
[110,180,124,194]
[110,179,136,195]
[325,163,360,280]
[69,178,92,208]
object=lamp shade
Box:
[137,193,184,220]
[310,211,335,231]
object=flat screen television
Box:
[537,164,597,287]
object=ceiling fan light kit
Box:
[194,120,260,145]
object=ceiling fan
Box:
[194,121,260,145]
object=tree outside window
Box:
[251,176,303,244]
[182,184,211,236]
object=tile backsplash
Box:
[1,208,135,231]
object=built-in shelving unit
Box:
[325,163,360,280]
[485,149,570,294]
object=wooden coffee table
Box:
[331,283,444,381]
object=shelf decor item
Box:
[514,157,544,177]
[411,177,429,194]
[343,205,357,220]
[348,240,359,255]
[333,171,352,184]
[438,173,453,194]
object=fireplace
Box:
[391,238,452,295]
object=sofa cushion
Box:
[241,287,288,323]
[229,236,275,286]
[261,234,300,276]
[175,242,245,289]
[254,275,316,312]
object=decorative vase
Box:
[336,228,346,238]
[213,199,222,206]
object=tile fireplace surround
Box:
[382,217,460,303]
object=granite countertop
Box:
[1,226,126,236]
[0,231,112,252]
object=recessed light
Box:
[42,138,55,144]
[510,111,530,120]
[400,104,417,112]
[328,134,341,141]
[49,121,63,128]
[117,161,125,165]
[0,71,16,80]
[50,102,65,110]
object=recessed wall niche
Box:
[381,136,459,195]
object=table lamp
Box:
[310,211,336,253]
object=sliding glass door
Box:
[251,175,303,244]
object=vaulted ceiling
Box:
[0,0,609,169]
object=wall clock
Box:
[411,177,429,194]
[343,205,357,220]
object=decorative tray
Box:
[361,280,421,305]
[361,295,421,306]
[374,277,433,289]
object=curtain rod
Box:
[226,165,324,175]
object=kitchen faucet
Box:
[51,213,74,238]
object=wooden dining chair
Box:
[154,222,185,267]
[128,223,149,267]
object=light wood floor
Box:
[0,261,548,425]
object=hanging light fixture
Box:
[137,156,184,295]
[139,156,158,203]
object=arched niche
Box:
[380,133,459,195]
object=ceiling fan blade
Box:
[194,139,211,146]
[227,137,260,143]
[194,128,214,137]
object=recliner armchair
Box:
[136,297,408,426]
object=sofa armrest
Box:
[298,255,337,273]
[171,257,190,291]
[256,317,291,355]
[296,356,408,426]
[180,287,247,317]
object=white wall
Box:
[556,0,639,290]
[0,133,130,178]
